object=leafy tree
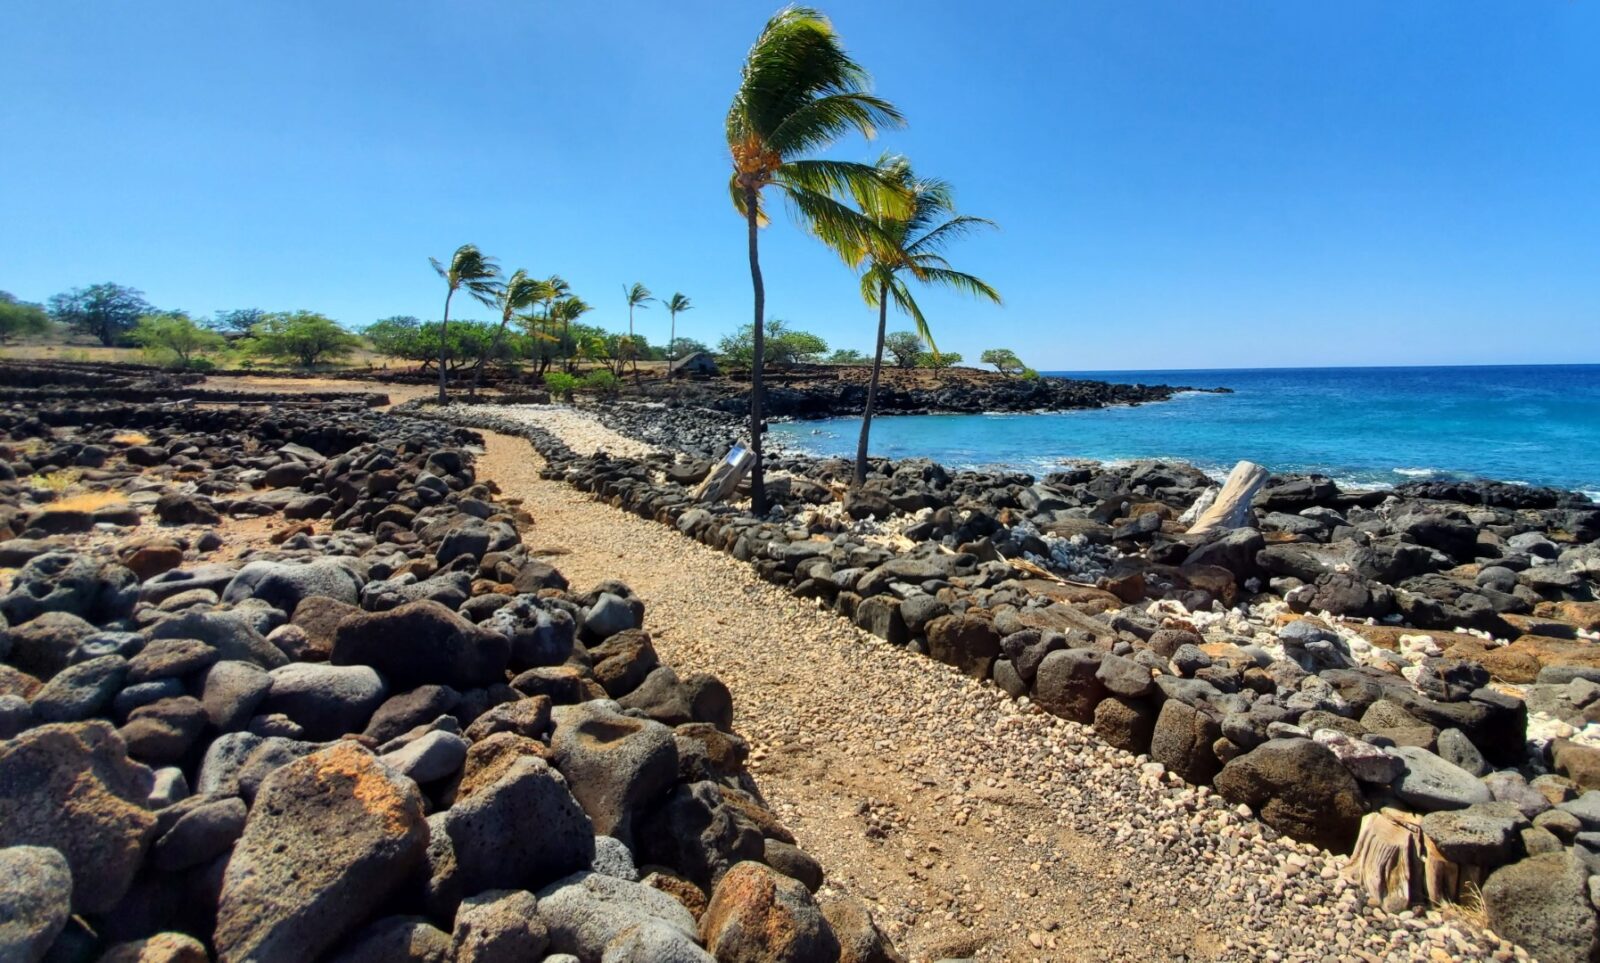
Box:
[668,336,709,359]
[430,245,503,402]
[0,292,52,343]
[581,369,620,396]
[248,311,361,368]
[716,319,827,370]
[825,348,867,365]
[663,292,693,373]
[884,331,924,368]
[916,350,963,369]
[727,5,904,513]
[211,308,267,334]
[47,283,152,346]
[132,311,225,369]
[365,316,424,359]
[839,155,1000,484]
[981,348,1026,376]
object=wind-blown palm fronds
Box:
[664,292,692,374]
[727,5,904,512]
[844,154,1001,486]
[430,244,502,402]
[472,268,544,395]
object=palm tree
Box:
[429,244,502,403]
[846,155,1001,486]
[621,282,653,380]
[727,5,904,513]
[539,275,571,369]
[550,296,591,374]
[663,293,692,376]
[472,268,544,396]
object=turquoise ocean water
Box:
[769,365,1600,499]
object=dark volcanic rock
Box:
[215,743,429,963]
[331,600,510,690]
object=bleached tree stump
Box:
[1344,809,1476,911]
[1185,460,1269,536]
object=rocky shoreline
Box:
[629,365,1229,420]
[410,396,1600,963]
[0,387,894,961]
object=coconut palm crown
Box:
[846,153,1001,486]
[664,292,692,371]
[726,4,905,513]
[473,268,544,394]
[429,244,502,402]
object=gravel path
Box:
[477,429,1518,963]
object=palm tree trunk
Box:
[745,184,766,515]
[668,310,677,380]
[855,279,889,487]
[437,289,454,404]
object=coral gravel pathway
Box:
[476,428,1511,963]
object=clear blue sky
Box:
[3,1,1595,370]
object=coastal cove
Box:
[772,364,1600,498]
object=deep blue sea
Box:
[770,365,1600,500]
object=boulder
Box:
[1420,803,1527,865]
[536,871,703,962]
[587,629,660,698]
[450,888,549,963]
[0,845,72,963]
[151,795,248,872]
[1482,853,1598,963]
[0,722,156,913]
[638,782,766,890]
[29,654,128,722]
[1031,649,1106,724]
[201,660,273,732]
[1214,738,1366,851]
[223,559,362,612]
[331,600,510,690]
[923,615,1001,679]
[550,701,678,847]
[1389,746,1492,811]
[97,932,210,963]
[262,663,387,740]
[146,610,288,670]
[1093,696,1159,754]
[432,757,595,903]
[382,730,470,784]
[699,860,840,963]
[215,743,430,963]
[820,894,904,963]
[1150,700,1223,786]
[328,916,452,963]
[363,685,461,744]
[120,696,210,765]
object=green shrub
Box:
[544,371,578,399]
[581,370,619,395]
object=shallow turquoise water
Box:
[770,365,1600,498]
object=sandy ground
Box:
[475,429,1508,963]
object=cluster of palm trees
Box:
[727,5,1001,510]
[616,283,694,381]
[428,245,594,402]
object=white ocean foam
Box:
[1582,490,1600,504]
[1392,467,1438,478]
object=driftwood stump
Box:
[1185,460,1269,536]
[1344,809,1478,912]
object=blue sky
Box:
[2,1,1595,370]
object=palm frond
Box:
[886,275,934,352]
[765,93,902,156]
[907,214,998,256]
[917,267,1003,304]
[777,183,886,266]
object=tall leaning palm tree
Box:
[663,292,692,375]
[472,268,544,396]
[622,282,653,380]
[727,5,904,513]
[539,275,571,369]
[847,155,1001,487]
[430,244,502,403]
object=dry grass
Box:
[31,469,81,493]
[41,491,128,514]
[1439,880,1491,931]
[110,431,151,446]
